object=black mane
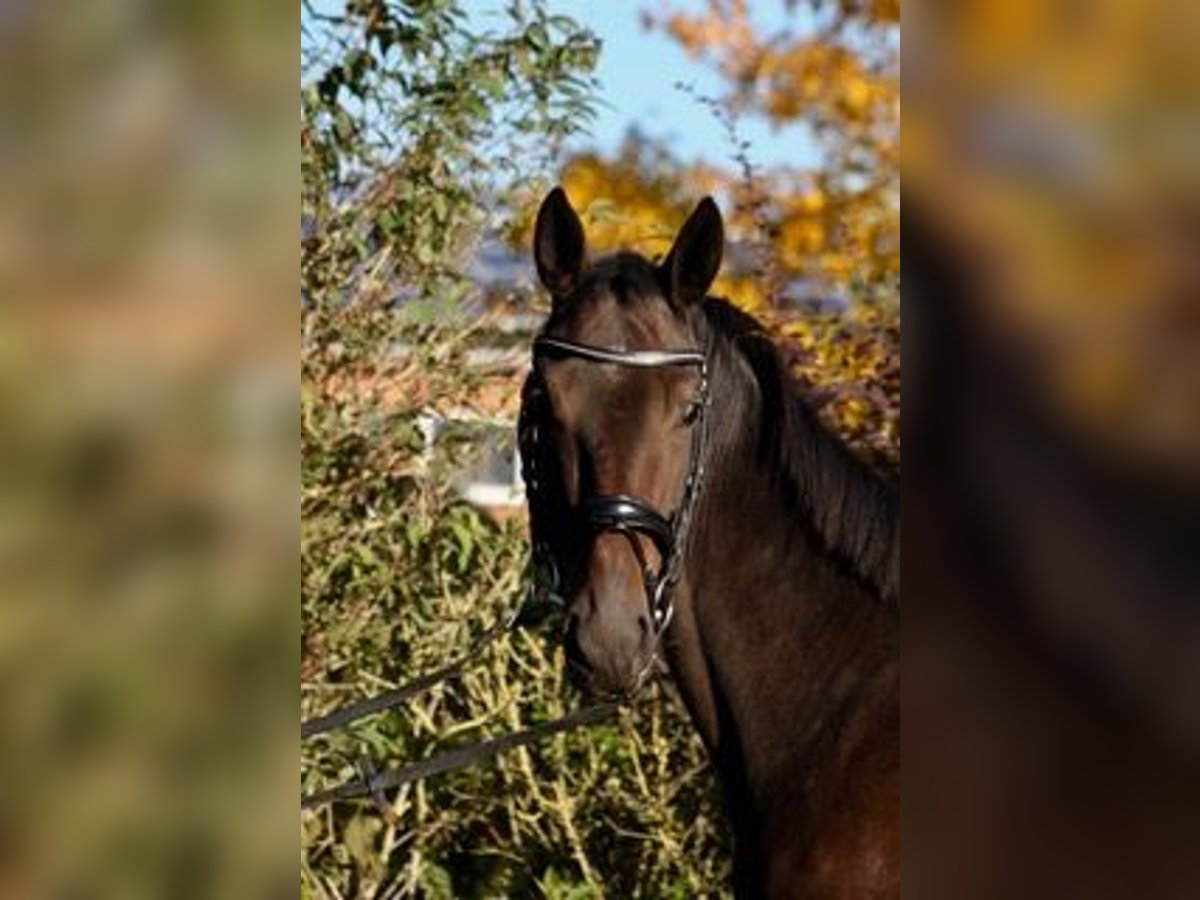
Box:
[698,298,900,600]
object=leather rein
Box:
[522,334,712,639]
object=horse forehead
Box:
[541,349,682,440]
[553,278,687,348]
[547,357,671,420]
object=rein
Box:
[302,701,619,811]
[300,602,525,742]
[300,592,619,813]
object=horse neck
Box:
[668,340,898,824]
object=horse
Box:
[518,188,900,898]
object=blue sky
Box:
[541,1,817,169]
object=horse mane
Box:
[699,298,900,601]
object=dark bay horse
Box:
[520,188,899,898]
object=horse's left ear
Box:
[660,197,724,308]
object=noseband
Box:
[520,334,711,638]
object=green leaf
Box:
[420,859,455,899]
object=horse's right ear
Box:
[533,187,587,298]
[659,197,723,308]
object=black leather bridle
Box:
[519,334,711,639]
[303,335,713,809]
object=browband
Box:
[533,336,705,368]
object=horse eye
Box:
[682,399,701,425]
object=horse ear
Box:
[660,197,724,307]
[533,187,587,298]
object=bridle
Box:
[519,333,711,641]
[300,331,711,812]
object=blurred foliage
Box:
[905,1,1200,894]
[0,0,296,897]
[301,2,732,897]
[905,0,1199,474]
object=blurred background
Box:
[906,0,1200,896]
[3,0,1197,895]
[0,0,296,896]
